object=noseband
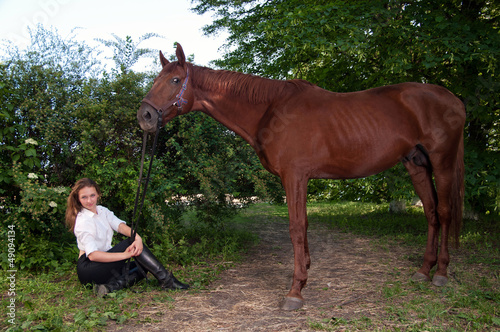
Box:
[141,68,190,126]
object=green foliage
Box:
[8,168,68,238]
[308,164,415,204]
[95,33,163,73]
[2,26,102,186]
[0,164,76,271]
[194,0,500,213]
[0,67,41,195]
[0,27,160,271]
[158,111,284,212]
[150,216,258,267]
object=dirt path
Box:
[114,214,421,331]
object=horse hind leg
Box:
[428,157,462,287]
[403,146,440,283]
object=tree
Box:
[96,33,163,73]
[0,65,41,197]
[193,0,499,213]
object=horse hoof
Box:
[281,297,304,311]
[432,275,448,287]
[411,272,430,282]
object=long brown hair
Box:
[65,178,101,232]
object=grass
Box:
[1,202,499,331]
[1,257,246,331]
[3,270,184,330]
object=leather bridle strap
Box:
[141,68,190,119]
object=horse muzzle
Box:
[137,102,160,133]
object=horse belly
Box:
[263,116,416,180]
[307,135,408,179]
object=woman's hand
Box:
[118,223,144,257]
[127,235,143,257]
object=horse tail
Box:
[450,130,465,249]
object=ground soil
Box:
[111,209,427,331]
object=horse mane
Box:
[190,64,314,104]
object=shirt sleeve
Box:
[100,206,126,232]
[74,220,99,256]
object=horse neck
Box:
[194,95,265,149]
[190,67,283,149]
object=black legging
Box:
[77,239,142,285]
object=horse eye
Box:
[172,78,180,84]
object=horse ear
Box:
[175,43,186,67]
[159,51,169,67]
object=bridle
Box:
[140,68,190,123]
[125,68,190,283]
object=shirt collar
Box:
[81,207,99,218]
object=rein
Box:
[125,110,162,284]
[130,112,162,242]
[125,112,162,285]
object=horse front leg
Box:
[281,174,309,310]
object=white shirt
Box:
[74,206,125,256]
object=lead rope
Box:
[125,114,163,286]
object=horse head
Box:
[137,43,193,133]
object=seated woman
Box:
[65,178,188,296]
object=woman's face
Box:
[78,186,99,213]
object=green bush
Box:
[1,164,75,271]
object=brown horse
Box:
[137,44,465,310]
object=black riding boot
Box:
[94,267,144,297]
[135,246,189,290]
